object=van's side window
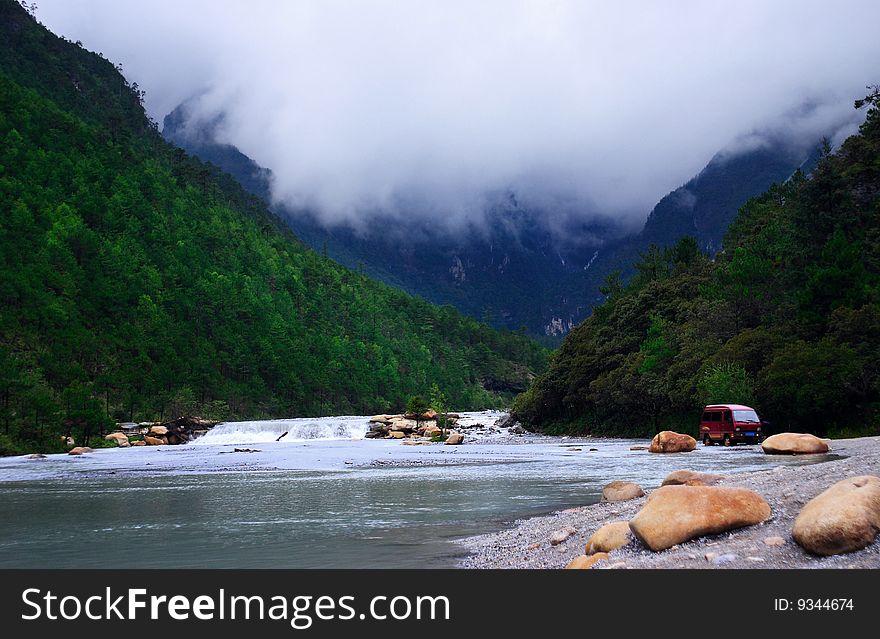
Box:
[724,412,732,423]
[702,412,712,421]
[711,412,721,422]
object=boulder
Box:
[649,431,696,453]
[148,425,169,436]
[404,410,437,421]
[761,433,829,455]
[445,432,464,445]
[565,552,609,569]
[585,521,631,554]
[550,526,578,546]
[130,440,146,446]
[494,414,515,428]
[369,415,394,424]
[388,431,405,439]
[104,432,130,448]
[763,536,786,546]
[390,418,418,432]
[26,453,47,460]
[68,447,93,455]
[422,424,442,438]
[661,470,724,487]
[510,425,526,435]
[792,475,880,556]
[629,485,771,551]
[601,481,645,502]
[143,436,165,446]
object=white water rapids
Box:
[191,415,371,445]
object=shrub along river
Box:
[0,411,821,568]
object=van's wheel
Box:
[703,435,712,446]
[723,435,732,447]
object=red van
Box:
[699,404,764,446]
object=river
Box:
[0,411,820,568]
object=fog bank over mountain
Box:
[37,0,879,231]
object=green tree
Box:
[697,362,755,406]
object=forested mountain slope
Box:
[513,89,880,439]
[0,1,546,453]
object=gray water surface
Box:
[0,412,825,568]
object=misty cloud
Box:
[36,1,880,230]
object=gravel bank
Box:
[459,436,880,569]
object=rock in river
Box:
[143,436,165,446]
[68,447,93,455]
[445,432,464,445]
[649,431,696,453]
[585,521,631,554]
[661,469,724,486]
[761,433,829,455]
[104,432,130,448]
[792,475,880,556]
[629,485,771,551]
[601,481,645,502]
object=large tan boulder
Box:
[661,470,723,487]
[369,415,394,424]
[143,436,165,446]
[792,475,880,556]
[649,431,696,453]
[585,522,631,554]
[388,431,405,439]
[390,418,418,432]
[762,433,829,455]
[130,440,146,446]
[68,447,93,455]
[601,481,645,502]
[629,485,771,551]
[445,432,464,445]
[148,425,169,436]
[565,552,609,569]
[104,432,130,448]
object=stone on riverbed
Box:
[661,469,724,486]
[143,436,165,446]
[68,447,93,455]
[649,431,696,453]
[565,552,608,569]
[585,521,631,554]
[388,431,405,439]
[601,480,645,502]
[761,432,829,455]
[445,432,464,445]
[549,526,577,546]
[629,485,771,551]
[792,475,880,556]
[104,432,130,448]
[148,425,169,436]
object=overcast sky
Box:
[36,1,880,231]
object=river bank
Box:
[460,435,880,569]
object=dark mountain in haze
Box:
[163,102,825,340]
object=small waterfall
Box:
[192,416,370,446]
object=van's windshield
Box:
[733,409,760,423]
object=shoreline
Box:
[458,435,880,569]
